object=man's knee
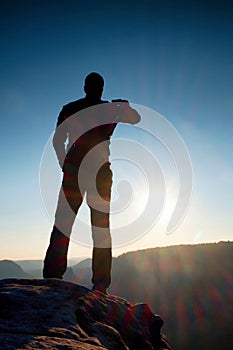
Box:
[91,226,112,248]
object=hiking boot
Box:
[92,284,109,295]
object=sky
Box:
[0,0,232,260]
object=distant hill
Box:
[0,260,31,279]
[73,258,92,270]
[14,258,87,279]
[15,260,43,272]
[69,258,92,286]
[15,260,44,279]
[69,257,87,266]
[109,241,233,349]
[0,258,87,280]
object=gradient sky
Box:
[0,0,232,260]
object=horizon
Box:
[1,1,232,260]
[1,240,232,262]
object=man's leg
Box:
[90,208,112,290]
[92,246,112,291]
[43,226,70,279]
[87,163,113,291]
[43,169,83,279]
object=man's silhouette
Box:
[43,72,140,293]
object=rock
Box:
[0,278,171,349]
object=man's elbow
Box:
[131,111,141,124]
[52,131,58,149]
[52,130,64,152]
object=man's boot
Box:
[43,226,70,279]
[92,247,112,293]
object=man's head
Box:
[84,72,104,99]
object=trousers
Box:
[43,160,113,288]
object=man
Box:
[43,72,140,293]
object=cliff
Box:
[0,278,171,349]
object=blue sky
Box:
[0,0,232,259]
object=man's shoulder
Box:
[59,98,88,121]
[63,98,86,110]
[63,98,109,112]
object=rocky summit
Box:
[0,278,171,349]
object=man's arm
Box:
[52,107,68,169]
